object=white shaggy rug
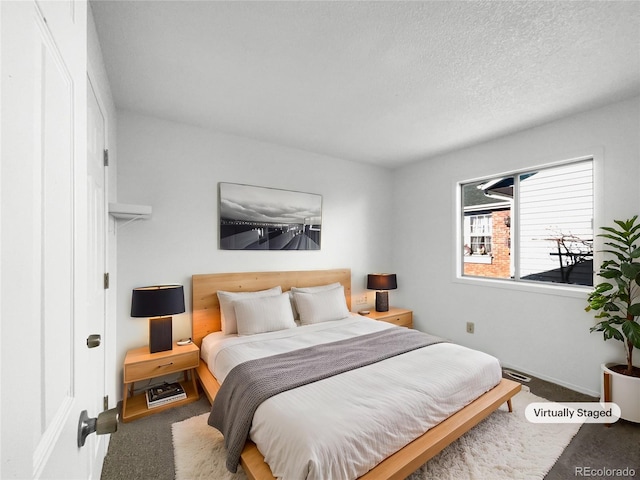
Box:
[172,389,581,480]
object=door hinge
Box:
[104,272,110,289]
[103,395,109,411]
[103,149,109,167]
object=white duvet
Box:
[201,315,502,480]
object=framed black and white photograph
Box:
[219,183,322,250]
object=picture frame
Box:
[219,182,322,250]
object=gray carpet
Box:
[101,370,640,480]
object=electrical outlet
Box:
[355,295,367,305]
[466,322,475,334]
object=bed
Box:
[192,268,521,480]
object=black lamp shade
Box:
[131,285,185,318]
[131,285,185,353]
[367,274,397,291]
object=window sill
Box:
[463,255,493,264]
[453,274,591,299]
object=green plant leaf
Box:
[606,327,625,342]
[599,232,629,245]
[621,320,640,349]
[587,294,612,310]
[601,259,620,269]
[601,226,626,236]
[615,276,628,292]
[593,283,614,293]
[613,219,632,235]
[601,251,626,263]
[588,302,603,312]
[600,269,622,279]
[591,322,624,342]
[603,242,631,254]
[621,262,640,279]
[628,303,640,316]
[631,246,640,258]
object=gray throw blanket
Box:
[208,327,445,473]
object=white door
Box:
[87,76,109,476]
[0,1,105,478]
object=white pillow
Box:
[290,282,341,294]
[233,293,296,336]
[289,282,342,319]
[293,286,350,325]
[217,286,282,334]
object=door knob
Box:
[77,407,118,447]
[86,334,101,348]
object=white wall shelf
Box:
[109,203,152,228]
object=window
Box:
[467,214,492,255]
[460,158,594,287]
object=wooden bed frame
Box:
[192,268,521,480]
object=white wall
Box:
[392,97,640,396]
[115,111,393,376]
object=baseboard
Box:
[501,362,600,398]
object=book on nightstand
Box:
[146,382,187,409]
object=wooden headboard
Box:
[192,268,351,347]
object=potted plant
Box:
[585,215,640,422]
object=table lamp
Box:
[131,284,185,353]
[367,273,397,312]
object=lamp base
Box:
[375,291,389,312]
[149,316,173,353]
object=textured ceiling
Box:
[91,1,640,168]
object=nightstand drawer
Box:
[385,312,413,328]
[124,350,199,383]
[366,307,414,328]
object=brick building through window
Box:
[461,160,593,286]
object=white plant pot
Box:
[601,363,640,423]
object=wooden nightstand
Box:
[122,342,200,422]
[365,307,413,328]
